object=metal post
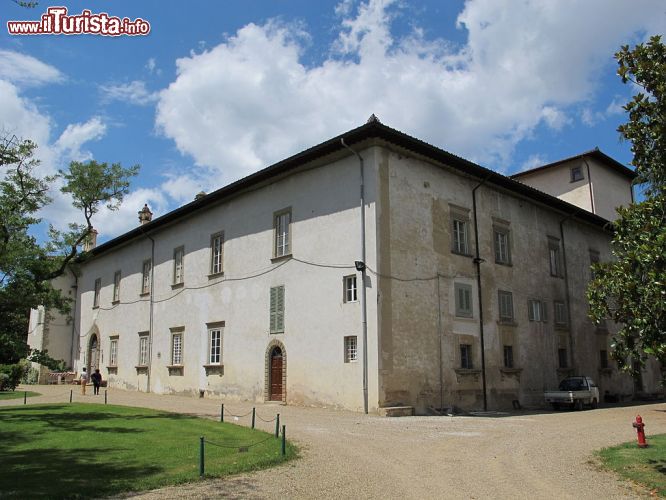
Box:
[220,404,224,422]
[24,391,27,404]
[275,413,280,438]
[281,425,286,456]
[104,390,107,404]
[69,389,72,403]
[251,407,256,429]
[199,437,204,478]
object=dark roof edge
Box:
[511,149,636,180]
[91,121,611,257]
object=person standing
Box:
[91,369,102,395]
[80,367,89,395]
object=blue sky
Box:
[1,0,664,242]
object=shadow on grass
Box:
[0,405,193,433]
[647,459,666,475]
[0,447,162,498]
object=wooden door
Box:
[88,335,99,373]
[270,347,283,401]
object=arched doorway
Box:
[88,334,100,374]
[265,341,286,402]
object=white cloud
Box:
[520,154,547,172]
[156,0,665,188]
[100,80,158,106]
[55,117,107,161]
[0,50,63,87]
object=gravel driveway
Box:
[7,385,665,499]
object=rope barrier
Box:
[255,413,278,423]
[203,435,273,449]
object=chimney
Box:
[194,191,206,201]
[138,204,153,225]
[83,228,98,251]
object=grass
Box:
[0,390,41,400]
[596,433,666,496]
[0,403,296,498]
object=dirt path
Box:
[7,385,665,498]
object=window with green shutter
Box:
[270,285,285,334]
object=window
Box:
[503,345,514,368]
[171,331,183,365]
[494,229,511,264]
[554,301,567,326]
[93,278,101,308]
[570,166,584,182]
[269,285,285,334]
[600,349,609,369]
[498,290,514,322]
[141,259,151,295]
[452,218,469,255]
[344,336,357,363]
[274,209,291,258]
[528,299,547,322]
[113,271,121,303]
[460,344,473,369]
[455,283,473,318]
[209,327,222,365]
[210,233,223,275]
[344,275,358,303]
[173,246,184,284]
[138,334,149,366]
[558,348,568,368]
[548,238,562,277]
[109,338,118,366]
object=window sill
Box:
[167,365,184,376]
[497,320,518,327]
[271,253,292,263]
[135,365,148,370]
[495,261,513,267]
[139,292,150,297]
[454,368,481,375]
[171,282,184,289]
[106,366,118,374]
[451,251,473,258]
[343,300,359,304]
[203,363,224,376]
[270,331,285,335]
[454,315,475,322]
[111,300,120,305]
[207,272,224,280]
[500,367,523,375]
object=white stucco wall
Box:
[75,148,379,412]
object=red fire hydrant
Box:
[632,415,648,448]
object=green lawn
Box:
[596,433,666,496]
[0,403,296,498]
[0,390,40,400]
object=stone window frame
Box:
[450,204,471,256]
[343,275,358,303]
[173,246,185,286]
[344,336,357,363]
[273,207,292,260]
[93,278,101,309]
[454,282,473,318]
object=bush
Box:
[22,366,40,385]
[0,363,27,391]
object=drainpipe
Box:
[437,274,443,410]
[69,267,78,370]
[582,158,595,215]
[140,228,156,393]
[559,214,575,373]
[340,138,369,415]
[472,176,491,412]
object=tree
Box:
[588,36,666,372]
[0,132,138,369]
